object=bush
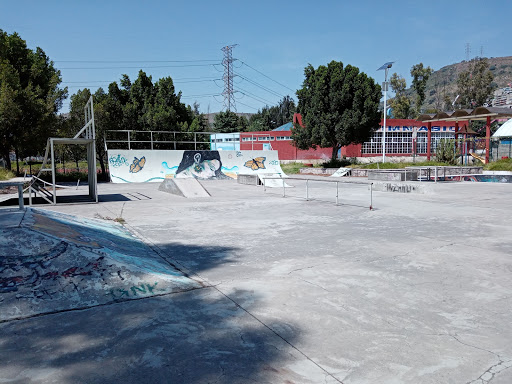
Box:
[321,157,354,168]
[0,168,15,181]
[484,158,512,171]
[435,139,459,165]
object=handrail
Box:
[260,176,374,210]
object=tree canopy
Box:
[389,73,411,119]
[410,63,433,114]
[213,110,248,133]
[456,58,494,108]
[67,70,207,178]
[0,29,67,171]
[293,61,381,160]
[247,96,296,131]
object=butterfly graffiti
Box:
[130,156,146,173]
[244,157,266,171]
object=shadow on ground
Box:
[0,208,315,384]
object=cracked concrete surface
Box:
[1,178,511,383]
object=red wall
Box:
[239,131,332,160]
[241,118,461,160]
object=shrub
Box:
[435,139,459,165]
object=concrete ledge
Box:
[368,170,418,181]
[299,168,338,175]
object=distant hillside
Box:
[420,56,512,111]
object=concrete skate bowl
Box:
[107,149,286,183]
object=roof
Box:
[418,107,512,122]
[493,118,512,137]
[272,122,293,131]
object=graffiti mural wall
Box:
[107,150,285,183]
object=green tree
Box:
[213,110,241,133]
[293,61,381,160]
[456,58,494,108]
[389,73,411,119]
[247,96,296,131]
[0,30,67,172]
[410,63,433,114]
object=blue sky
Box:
[1,0,510,114]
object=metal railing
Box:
[261,177,374,210]
[105,130,221,151]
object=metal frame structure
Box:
[418,107,512,163]
[28,96,97,205]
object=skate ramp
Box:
[0,208,200,321]
[107,149,286,183]
[330,167,352,177]
[158,178,210,198]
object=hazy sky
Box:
[1,0,510,114]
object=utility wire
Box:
[60,64,219,70]
[236,87,275,106]
[237,73,285,98]
[55,59,219,63]
[236,100,258,111]
[62,77,220,84]
[238,60,295,93]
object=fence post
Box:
[151,132,154,150]
[370,182,373,210]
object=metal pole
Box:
[127,131,131,150]
[306,179,309,201]
[151,132,153,150]
[435,166,438,183]
[18,184,24,210]
[382,67,388,163]
[370,183,373,210]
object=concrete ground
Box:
[1,177,512,383]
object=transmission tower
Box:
[465,43,471,61]
[221,44,237,112]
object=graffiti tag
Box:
[109,154,129,168]
[384,183,417,193]
[268,160,279,166]
[108,282,159,299]
[236,151,243,157]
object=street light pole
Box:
[378,62,394,163]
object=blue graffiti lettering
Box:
[109,154,129,168]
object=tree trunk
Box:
[14,148,20,176]
[331,145,340,161]
[99,157,106,181]
[4,151,11,170]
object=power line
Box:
[59,64,219,70]
[237,73,285,98]
[63,79,221,88]
[55,59,219,63]
[181,93,222,99]
[62,77,220,84]
[238,60,295,93]
[236,87,275,106]
[236,100,258,111]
